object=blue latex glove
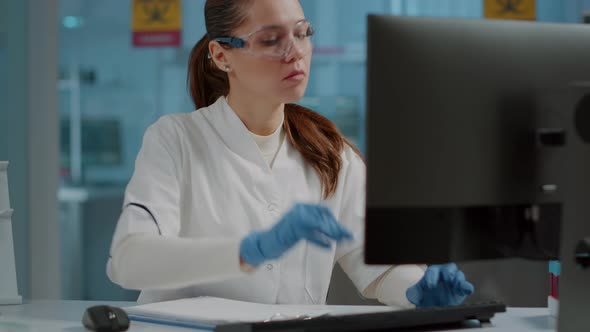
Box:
[406,263,474,307]
[240,203,353,266]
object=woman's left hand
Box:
[406,263,474,307]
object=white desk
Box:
[0,300,556,332]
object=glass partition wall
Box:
[57,0,590,301]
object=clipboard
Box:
[124,296,393,330]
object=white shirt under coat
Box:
[107,96,424,306]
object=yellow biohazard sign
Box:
[484,0,536,21]
[132,0,182,47]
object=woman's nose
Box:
[282,40,306,63]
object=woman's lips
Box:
[283,70,306,81]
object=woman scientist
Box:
[107,0,474,307]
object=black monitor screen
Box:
[364,16,590,330]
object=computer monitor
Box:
[364,15,590,331]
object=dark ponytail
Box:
[188,34,229,109]
[284,104,363,199]
[187,0,251,109]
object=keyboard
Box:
[214,301,506,332]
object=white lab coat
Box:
[107,96,421,305]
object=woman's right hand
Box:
[239,203,353,267]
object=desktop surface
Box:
[0,300,555,332]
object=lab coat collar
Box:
[201,96,285,172]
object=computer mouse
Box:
[82,305,130,332]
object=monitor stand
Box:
[556,87,590,331]
[557,172,590,332]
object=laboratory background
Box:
[1,0,589,304]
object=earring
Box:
[223,64,232,72]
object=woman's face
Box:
[212,0,312,105]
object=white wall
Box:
[1,0,31,300]
[0,0,60,300]
[28,0,61,300]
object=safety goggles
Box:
[213,20,314,60]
